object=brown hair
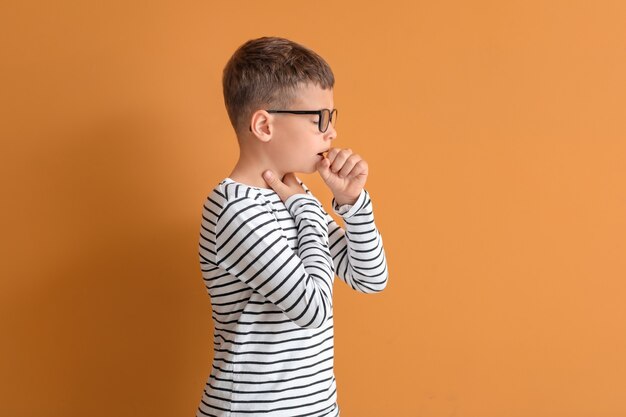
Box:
[222,36,335,135]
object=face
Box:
[266,83,337,175]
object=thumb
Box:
[263,170,285,191]
[316,155,333,180]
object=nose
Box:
[324,123,337,141]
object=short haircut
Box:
[222,36,335,135]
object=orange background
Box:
[1,1,625,416]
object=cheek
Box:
[281,129,313,154]
[270,137,301,166]
[272,123,317,165]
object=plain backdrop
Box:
[1,1,625,416]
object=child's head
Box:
[222,36,338,175]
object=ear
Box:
[249,110,274,142]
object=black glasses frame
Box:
[266,108,338,133]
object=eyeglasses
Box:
[266,108,338,133]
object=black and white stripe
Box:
[196,177,387,416]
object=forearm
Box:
[284,193,335,326]
[331,189,388,293]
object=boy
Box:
[197,36,388,417]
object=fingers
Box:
[263,170,284,191]
[337,153,362,177]
[327,148,352,174]
[327,148,366,178]
[263,170,305,203]
[316,155,332,177]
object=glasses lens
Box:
[330,109,337,127]
[319,110,330,132]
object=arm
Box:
[215,193,334,329]
[300,181,388,293]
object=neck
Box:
[228,147,284,189]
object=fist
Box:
[316,147,368,206]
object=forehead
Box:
[290,83,334,109]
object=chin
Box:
[302,165,317,174]
[287,161,317,175]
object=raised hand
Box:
[316,147,368,206]
[262,171,307,204]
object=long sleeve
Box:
[328,189,388,293]
[298,181,389,293]
[214,192,335,329]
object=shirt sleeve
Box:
[299,181,389,293]
[332,199,355,215]
[328,189,388,293]
[215,193,334,329]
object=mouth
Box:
[317,151,328,157]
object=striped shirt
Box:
[196,176,388,417]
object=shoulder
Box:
[199,179,269,223]
[215,180,274,224]
[217,179,263,201]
